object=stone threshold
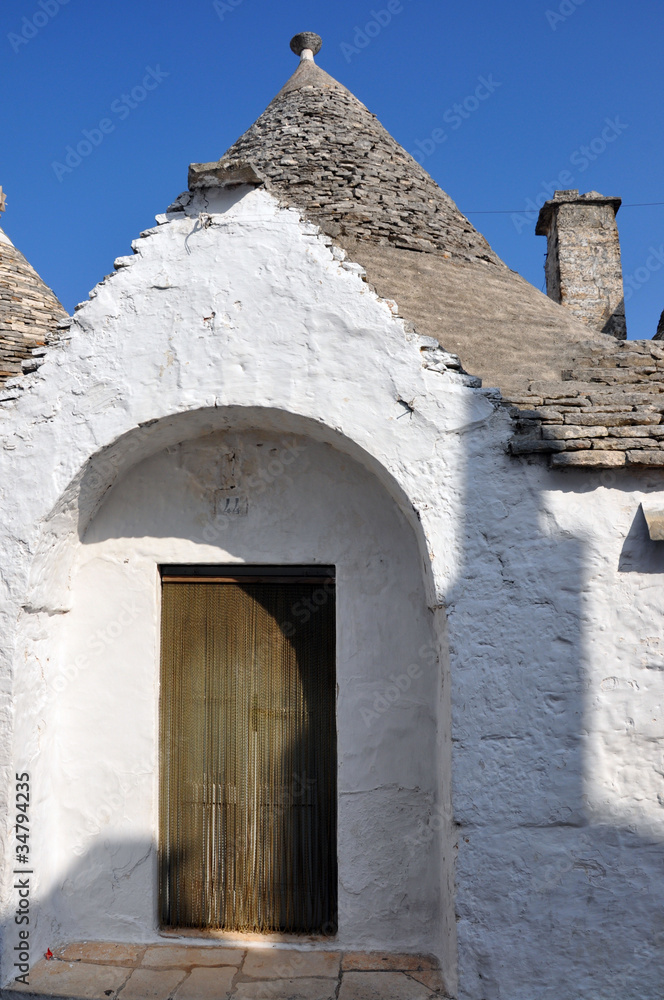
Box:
[2,941,449,1000]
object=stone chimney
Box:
[536,189,626,339]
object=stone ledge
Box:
[550,450,626,468]
[543,424,609,439]
[508,371,664,469]
[562,411,662,426]
[626,450,664,466]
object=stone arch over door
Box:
[12,406,456,976]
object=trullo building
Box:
[0,32,662,1000]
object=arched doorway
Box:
[19,413,451,965]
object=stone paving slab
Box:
[338,970,437,999]
[341,951,438,972]
[241,949,339,980]
[56,942,146,968]
[409,968,447,993]
[116,967,187,999]
[234,978,336,1000]
[143,946,244,969]
[173,966,237,999]
[3,959,130,999]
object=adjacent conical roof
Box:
[0,226,67,385]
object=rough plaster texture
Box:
[450,453,664,999]
[0,184,663,1000]
[536,190,626,339]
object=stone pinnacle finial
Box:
[0,187,6,215]
[290,32,322,62]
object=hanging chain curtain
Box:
[159,580,337,933]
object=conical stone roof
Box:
[189,43,628,398]
[0,227,67,385]
[193,56,500,265]
[188,39,664,469]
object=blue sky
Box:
[1,0,663,339]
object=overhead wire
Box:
[464,202,664,215]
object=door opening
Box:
[158,566,337,934]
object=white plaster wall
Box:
[0,181,663,999]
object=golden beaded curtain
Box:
[159,572,337,933]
